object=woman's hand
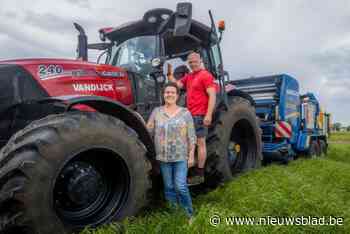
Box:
[188,146,195,168]
[188,155,195,168]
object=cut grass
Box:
[82,133,350,234]
[329,132,350,142]
[328,143,350,164]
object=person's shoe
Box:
[188,216,194,225]
[187,175,204,186]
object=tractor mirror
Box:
[87,43,112,51]
[173,2,192,37]
[74,23,88,61]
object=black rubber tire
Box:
[0,112,151,234]
[319,140,328,156]
[205,96,262,188]
[307,140,320,158]
[281,153,294,165]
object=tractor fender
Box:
[226,89,255,107]
[50,95,155,158]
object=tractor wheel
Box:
[0,112,151,234]
[307,140,320,158]
[205,96,262,188]
[319,140,328,156]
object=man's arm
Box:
[203,87,216,126]
[167,63,184,89]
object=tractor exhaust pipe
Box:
[73,23,88,61]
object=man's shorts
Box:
[192,115,208,138]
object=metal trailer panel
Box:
[296,93,322,151]
[233,74,326,160]
[278,74,300,146]
[318,110,330,137]
[232,74,300,160]
[324,113,331,137]
[231,75,280,143]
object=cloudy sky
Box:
[0,0,349,125]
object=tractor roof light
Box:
[99,31,106,42]
[151,58,161,67]
[217,20,225,42]
[161,14,170,20]
[148,16,157,23]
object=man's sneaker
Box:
[187,175,204,186]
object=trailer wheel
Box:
[205,96,262,187]
[307,140,320,158]
[319,140,328,156]
[0,112,151,234]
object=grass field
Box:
[81,132,350,234]
[329,131,350,142]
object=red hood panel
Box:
[1,58,98,66]
[0,58,134,105]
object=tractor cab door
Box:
[109,35,162,119]
[208,44,223,80]
[207,40,229,107]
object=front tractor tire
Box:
[0,112,151,234]
[206,96,262,187]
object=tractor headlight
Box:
[151,58,161,67]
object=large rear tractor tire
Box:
[205,96,262,188]
[0,112,151,234]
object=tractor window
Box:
[200,48,210,71]
[210,44,222,71]
[110,36,157,76]
[209,44,223,79]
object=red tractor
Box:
[0,3,261,233]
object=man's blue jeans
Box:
[159,160,193,217]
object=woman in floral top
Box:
[147,82,196,222]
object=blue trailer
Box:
[230,74,330,162]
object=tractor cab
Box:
[75,2,227,118]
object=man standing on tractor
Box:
[167,52,216,185]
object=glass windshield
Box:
[109,36,157,76]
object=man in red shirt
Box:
[167,52,216,185]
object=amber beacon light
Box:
[218,20,225,31]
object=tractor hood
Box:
[2,58,109,68]
[0,58,127,79]
[0,58,134,109]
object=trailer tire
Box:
[307,140,320,158]
[205,96,262,188]
[0,112,151,234]
[319,140,327,156]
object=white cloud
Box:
[0,0,349,124]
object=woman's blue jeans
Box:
[159,160,193,217]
